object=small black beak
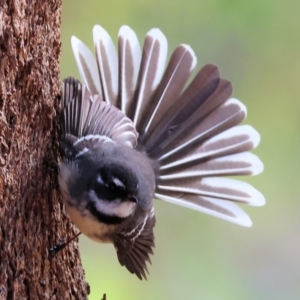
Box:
[128,195,138,203]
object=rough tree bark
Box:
[0,1,89,299]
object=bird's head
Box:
[87,164,139,220]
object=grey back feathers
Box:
[63,25,265,279]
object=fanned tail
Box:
[139,62,264,226]
[70,25,265,226]
[135,47,264,226]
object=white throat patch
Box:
[89,190,136,218]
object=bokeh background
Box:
[60,1,300,299]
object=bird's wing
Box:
[61,77,138,148]
[114,213,156,280]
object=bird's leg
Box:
[49,232,82,257]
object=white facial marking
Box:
[74,134,114,146]
[75,147,89,158]
[89,190,135,218]
[112,177,125,188]
[96,174,104,184]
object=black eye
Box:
[107,181,124,194]
[93,175,127,201]
[108,182,116,192]
[108,179,127,197]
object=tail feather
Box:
[143,66,232,156]
[138,44,197,142]
[141,64,220,150]
[152,98,245,164]
[154,192,253,227]
[71,36,102,97]
[93,25,119,106]
[157,177,265,206]
[157,100,249,163]
[118,26,141,115]
[159,125,260,172]
[158,152,263,179]
[127,29,168,127]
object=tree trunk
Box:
[0,1,88,299]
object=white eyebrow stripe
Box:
[112,177,125,188]
[73,134,114,146]
[75,147,89,158]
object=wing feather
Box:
[114,214,155,280]
[62,77,138,147]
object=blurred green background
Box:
[60,0,300,299]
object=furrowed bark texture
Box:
[0,1,88,299]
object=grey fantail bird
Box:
[59,25,265,280]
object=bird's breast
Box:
[66,204,115,243]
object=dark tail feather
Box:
[137,44,197,141]
[142,66,231,156]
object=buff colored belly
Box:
[66,204,114,243]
